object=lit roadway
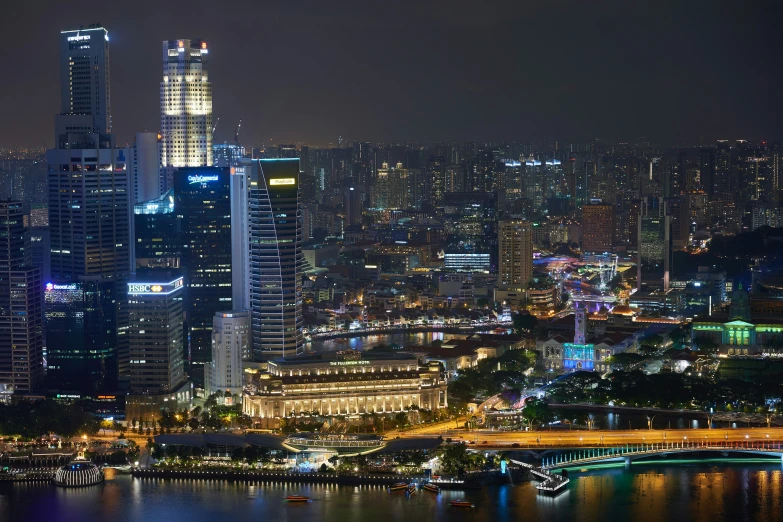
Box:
[393,427,783,448]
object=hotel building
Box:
[243,352,447,423]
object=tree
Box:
[188,418,200,432]
[394,412,409,429]
[512,312,538,335]
[521,398,551,429]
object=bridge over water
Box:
[536,440,783,470]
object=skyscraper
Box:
[205,311,249,402]
[637,197,671,291]
[498,220,533,290]
[241,158,303,358]
[0,201,44,394]
[130,132,162,204]
[160,39,212,168]
[174,167,231,376]
[47,23,130,393]
[581,203,614,253]
[56,25,111,142]
[125,271,189,423]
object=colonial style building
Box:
[692,285,783,356]
[243,351,447,426]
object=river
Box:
[306,331,468,353]
[2,464,782,522]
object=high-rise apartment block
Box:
[581,203,614,253]
[498,220,533,290]
[160,39,212,168]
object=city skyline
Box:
[0,0,782,148]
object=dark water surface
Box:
[2,463,783,522]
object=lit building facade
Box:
[242,159,303,359]
[243,352,447,422]
[581,203,614,253]
[56,25,111,141]
[174,167,232,373]
[133,189,180,269]
[206,311,250,401]
[0,201,44,394]
[160,39,212,168]
[498,220,532,289]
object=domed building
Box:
[54,458,104,487]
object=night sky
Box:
[1,0,781,148]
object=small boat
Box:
[406,484,417,495]
[450,500,474,508]
[422,484,440,493]
[285,495,312,502]
[388,482,408,492]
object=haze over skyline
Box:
[1,0,781,148]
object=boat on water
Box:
[450,500,474,508]
[388,482,409,492]
[285,495,312,502]
[422,484,440,493]
[406,484,417,495]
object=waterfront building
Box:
[205,311,250,402]
[0,201,44,393]
[243,351,447,426]
[174,167,232,375]
[241,158,303,359]
[160,39,212,168]
[126,272,189,422]
[498,220,532,290]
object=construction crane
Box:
[234,119,242,146]
[211,116,220,137]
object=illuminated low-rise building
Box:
[243,351,447,425]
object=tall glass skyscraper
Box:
[47,23,130,393]
[160,39,212,168]
[0,201,44,394]
[241,159,303,358]
[174,167,231,376]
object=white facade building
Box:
[160,39,212,168]
[206,311,250,402]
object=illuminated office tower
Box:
[125,272,190,423]
[213,143,245,168]
[0,201,44,394]
[56,24,111,141]
[160,39,213,168]
[47,24,130,392]
[242,158,303,358]
[498,220,532,290]
[637,197,671,291]
[174,167,231,375]
[205,311,250,401]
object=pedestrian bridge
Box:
[538,440,783,470]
